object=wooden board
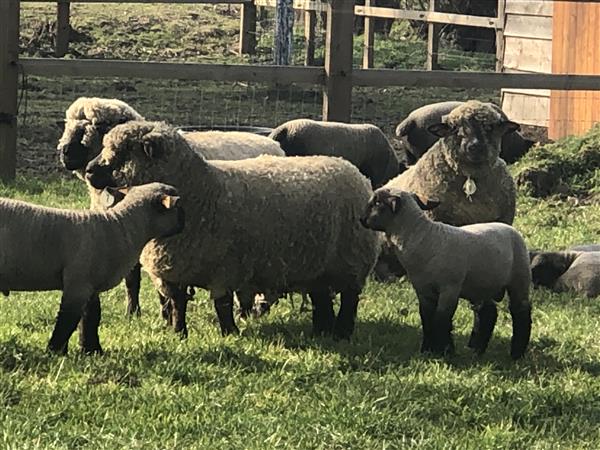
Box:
[503,36,552,73]
[502,90,550,126]
[550,1,600,139]
[503,14,552,40]
[505,0,553,17]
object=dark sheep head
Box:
[360,188,439,232]
[85,121,186,190]
[530,251,576,288]
[427,101,519,167]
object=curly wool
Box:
[182,130,284,159]
[100,121,380,295]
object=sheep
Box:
[360,188,532,359]
[395,101,534,165]
[269,118,405,188]
[0,182,184,354]
[530,250,600,298]
[85,120,380,339]
[386,100,518,227]
[57,97,285,317]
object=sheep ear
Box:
[412,193,440,211]
[142,133,165,159]
[385,195,401,213]
[427,123,456,138]
[101,187,126,208]
[161,195,180,209]
[499,120,520,135]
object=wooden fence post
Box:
[0,0,19,182]
[56,0,71,57]
[362,0,374,68]
[274,0,294,65]
[240,0,257,55]
[496,0,506,72]
[426,0,440,70]
[323,0,354,122]
[304,10,316,66]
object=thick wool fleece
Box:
[182,130,284,160]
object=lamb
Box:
[530,249,600,298]
[386,100,518,227]
[0,182,184,354]
[57,97,284,317]
[395,101,534,164]
[360,188,532,359]
[85,120,380,339]
[269,118,405,188]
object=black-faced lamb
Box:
[85,120,380,339]
[0,182,184,354]
[395,101,534,165]
[269,118,405,188]
[530,249,600,298]
[361,188,532,359]
[387,100,518,227]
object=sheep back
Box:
[555,252,600,297]
[139,154,380,294]
[182,130,285,160]
[65,97,144,124]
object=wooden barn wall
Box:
[549,2,600,139]
[501,0,553,127]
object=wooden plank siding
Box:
[501,0,553,127]
[550,1,600,139]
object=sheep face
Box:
[109,183,186,239]
[85,122,183,190]
[361,189,439,232]
[428,101,519,166]
[530,252,572,288]
[57,119,108,171]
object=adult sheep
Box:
[269,118,405,188]
[530,248,600,298]
[85,121,380,339]
[0,182,184,354]
[57,97,284,317]
[387,100,518,227]
[396,101,534,165]
[361,188,532,359]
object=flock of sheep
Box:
[1,96,596,359]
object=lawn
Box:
[3,3,600,449]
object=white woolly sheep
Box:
[269,118,405,188]
[0,182,184,354]
[387,100,518,227]
[85,120,380,339]
[530,249,600,298]
[395,101,534,164]
[57,97,285,318]
[361,188,532,359]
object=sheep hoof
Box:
[47,342,68,356]
[81,345,104,356]
[176,326,189,339]
[220,324,239,337]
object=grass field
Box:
[4,3,600,449]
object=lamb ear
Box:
[101,186,127,208]
[499,120,520,136]
[161,195,180,209]
[142,132,165,159]
[412,193,440,211]
[427,123,456,138]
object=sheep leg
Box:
[236,291,255,319]
[78,293,103,355]
[309,289,335,336]
[159,292,172,324]
[170,286,190,338]
[213,291,239,336]
[467,301,497,355]
[508,288,532,360]
[48,294,85,354]
[334,289,359,339]
[431,290,460,356]
[417,293,437,353]
[125,263,142,317]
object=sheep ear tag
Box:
[161,195,180,210]
[463,177,477,202]
[386,195,400,213]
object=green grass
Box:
[1,173,600,449]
